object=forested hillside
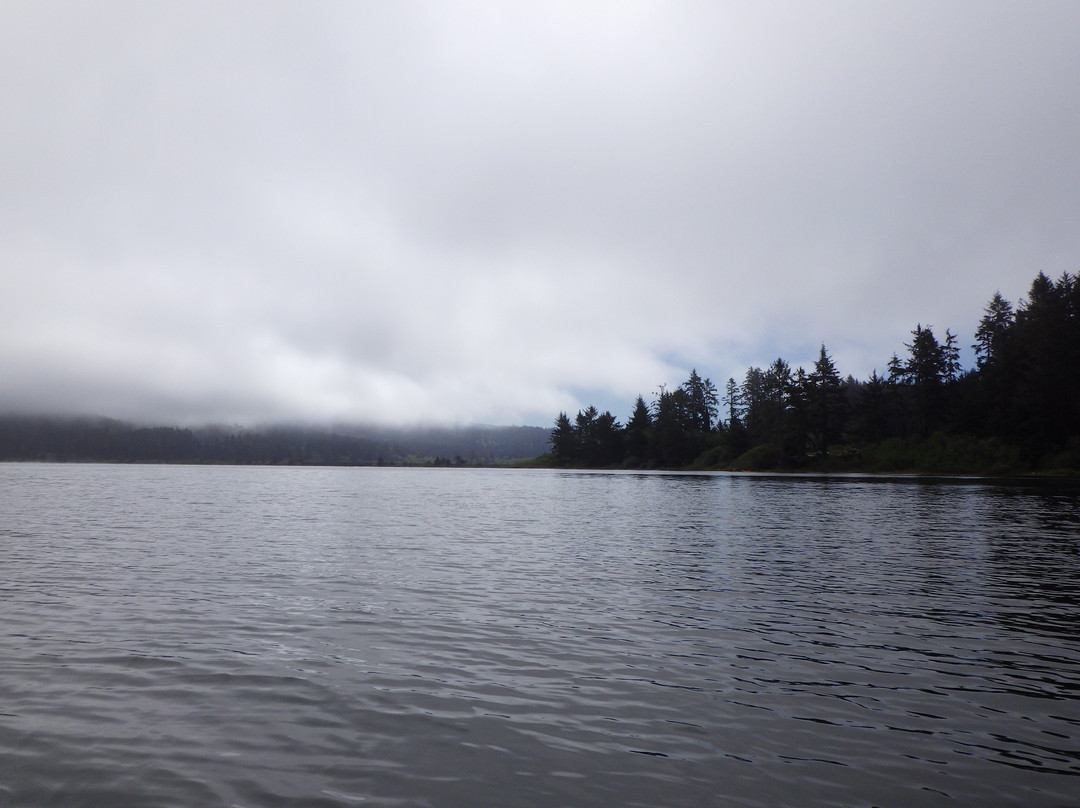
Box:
[547,271,1080,475]
[0,420,550,466]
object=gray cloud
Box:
[2,1,1079,425]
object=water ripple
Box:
[1,465,1078,806]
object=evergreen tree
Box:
[787,366,811,460]
[853,370,889,443]
[624,395,652,462]
[902,324,947,434]
[806,344,846,455]
[943,329,962,382]
[722,376,748,458]
[651,386,696,466]
[767,358,793,462]
[886,353,906,385]
[1009,271,1079,446]
[723,377,741,428]
[593,411,624,466]
[903,325,946,387]
[973,292,1014,368]
[740,359,793,464]
[681,369,719,432]
[575,406,600,465]
[550,412,577,465]
[740,367,769,445]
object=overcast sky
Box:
[2,1,1078,426]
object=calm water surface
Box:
[1,464,1078,807]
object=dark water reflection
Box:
[1,465,1078,807]
[983,488,1080,642]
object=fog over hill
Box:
[0,415,550,465]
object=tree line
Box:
[549,270,1080,474]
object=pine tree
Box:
[575,406,600,465]
[740,367,769,442]
[651,386,695,466]
[624,395,652,462]
[943,329,962,382]
[767,358,794,464]
[973,292,1014,369]
[723,377,741,428]
[853,370,889,443]
[807,344,846,455]
[681,369,719,432]
[594,411,623,466]
[550,412,577,465]
[1010,271,1078,446]
[903,324,947,434]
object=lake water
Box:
[1,464,1078,807]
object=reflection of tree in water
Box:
[983,484,1080,639]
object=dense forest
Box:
[547,271,1080,475]
[0,420,550,466]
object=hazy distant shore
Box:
[0,415,549,467]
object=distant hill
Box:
[334,423,552,462]
[0,415,551,465]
